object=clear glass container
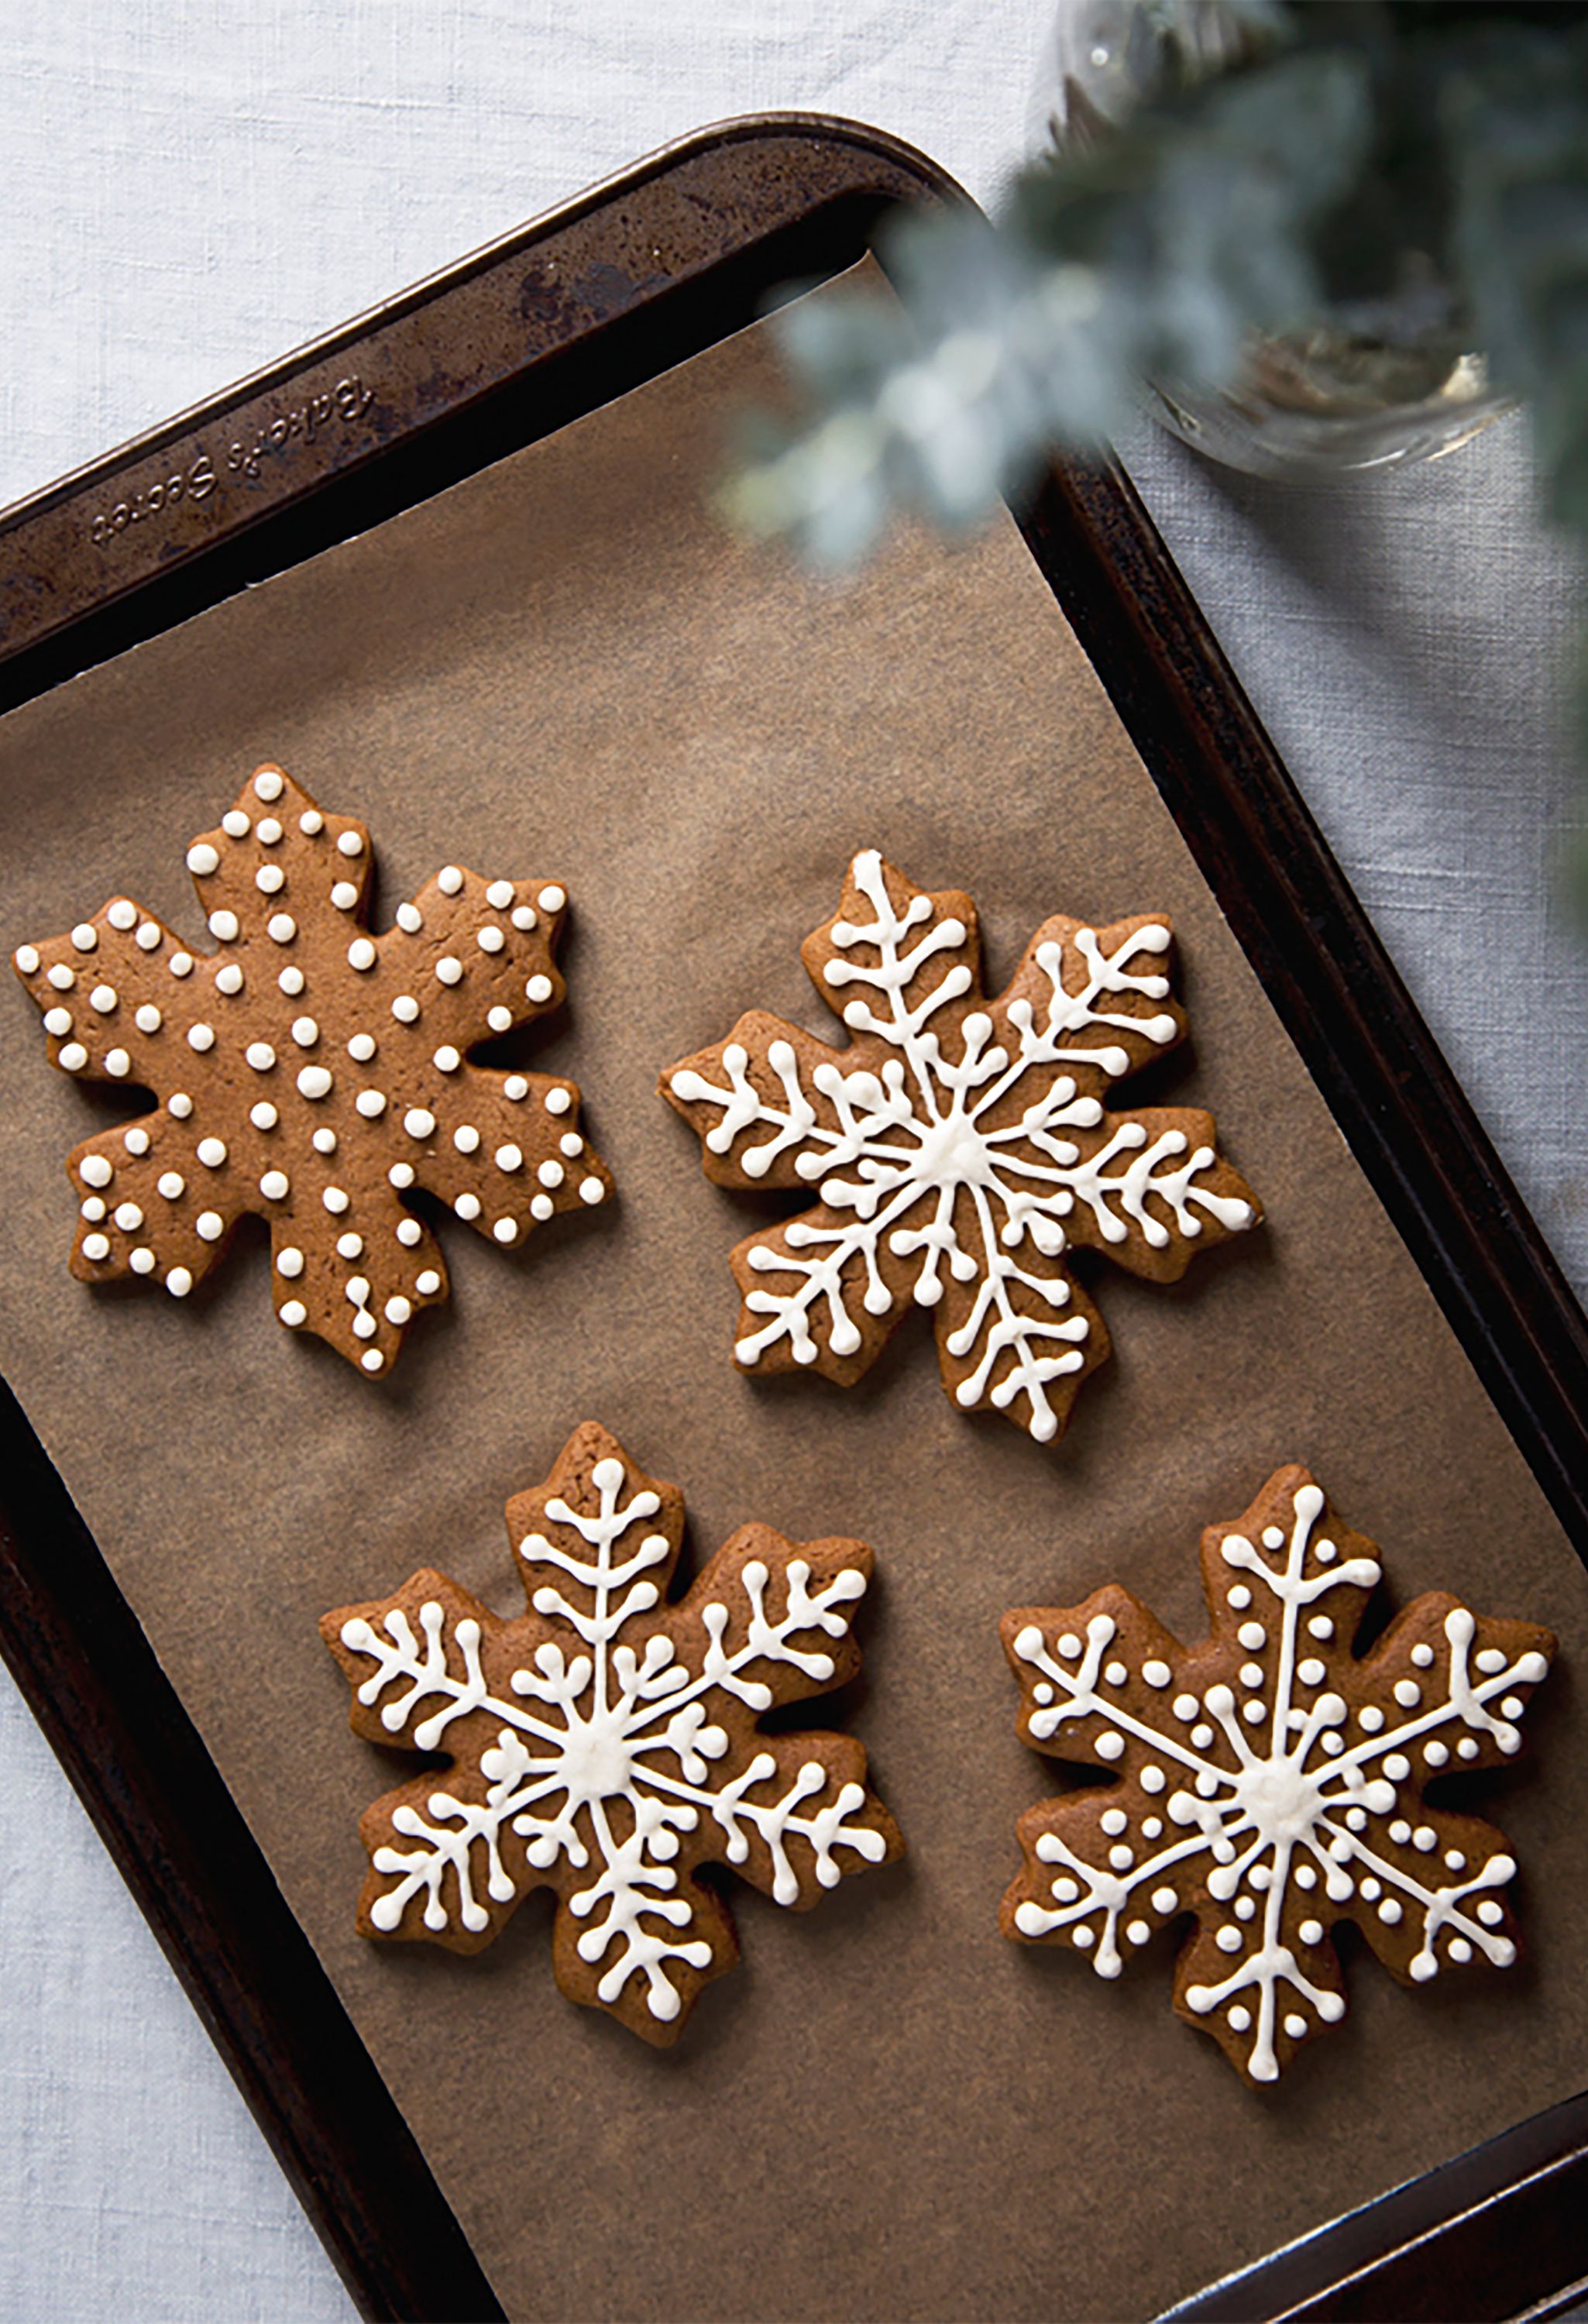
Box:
[1029,0,1516,477]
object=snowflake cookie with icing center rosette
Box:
[1000,1464,1556,2086]
[322,1422,903,2043]
[661,848,1260,1445]
[12,762,613,1375]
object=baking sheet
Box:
[2,270,1585,2323]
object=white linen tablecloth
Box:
[2,5,1584,2315]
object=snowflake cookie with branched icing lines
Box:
[662,849,1259,1442]
[322,1422,902,2041]
[11,762,613,1374]
[1001,1465,1556,2085]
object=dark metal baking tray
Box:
[3,113,1586,2323]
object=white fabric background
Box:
[2,5,1585,2317]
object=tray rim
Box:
[2,107,1586,2324]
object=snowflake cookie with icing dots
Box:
[662,849,1259,1443]
[1001,1465,1556,2085]
[322,1422,902,2041]
[12,763,613,1374]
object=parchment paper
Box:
[2,273,1586,2324]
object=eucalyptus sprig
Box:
[726,1,1588,594]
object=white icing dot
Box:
[291,1016,319,1047]
[123,1127,150,1157]
[435,956,463,985]
[169,953,193,978]
[134,1005,161,1033]
[1411,1643,1435,1669]
[1476,1648,1507,1676]
[279,1300,307,1328]
[187,1023,216,1052]
[105,900,136,933]
[1283,2013,1308,2040]
[493,1218,518,1245]
[88,984,117,1013]
[267,913,297,944]
[537,1158,564,1188]
[278,966,305,996]
[277,1248,304,1279]
[81,1232,110,1261]
[455,1192,482,1222]
[1225,1585,1251,1611]
[1095,1732,1124,1761]
[388,1163,415,1190]
[323,1187,350,1215]
[391,995,420,1023]
[1298,1919,1324,1945]
[531,1193,555,1221]
[250,1102,278,1131]
[336,829,364,858]
[196,1210,225,1239]
[1448,1937,1473,1964]
[1239,1662,1263,1690]
[414,1270,442,1295]
[1140,1766,1165,1794]
[396,1219,422,1246]
[13,944,39,972]
[1100,1809,1128,1838]
[156,1171,184,1199]
[1308,1617,1334,1640]
[43,1007,71,1036]
[1458,1738,1480,1762]
[355,1089,387,1119]
[524,974,553,1004]
[347,1033,377,1062]
[545,1087,572,1116]
[352,1310,377,1339]
[438,865,464,896]
[481,880,512,909]
[259,1171,290,1202]
[256,818,282,845]
[187,843,219,875]
[404,1109,435,1140]
[384,1295,412,1325]
[298,809,323,836]
[1237,1623,1266,1651]
[81,1156,114,1189]
[71,923,98,952]
[396,902,423,933]
[1298,1659,1326,1686]
[297,1065,333,1100]
[222,811,250,839]
[136,923,160,951]
[559,1133,584,1158]
[510,905,536,931]
[331,882,359,911]
[253,768,284,802]
[129,1247,155,1274]
[359,1347,383,1373]
[215,963,244,996]
[1358,1706,1385,1732]
[477,926,505,954]
[255,864,285,895]
[454,1126,481,1154]
[537,885,565,913]
[46,964,74,988]
[486,1006,512,1033]
[165,1267,193,1298]
[168,1093,193,1120]
[197,1138,227,1167]
[1172,1693,1198,1721]
[313,1128,337,1155]
[495,1143,523,1173]
[1215,1927,1242,1954]
[348,938,376,971]
[345,1276,370,1305]
[433,1045,462,1073]
[1261,1526,1285,1549]
[504,1075,528,1102]
[1383,1753,1411,1780]
[208,910,239,942]
[336,1232,363,1258]
[246,1042,276,1071]
[1394,1679,1421,1708]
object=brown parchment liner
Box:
[1,273,1585,2324]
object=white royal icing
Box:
[1009,1479,1550,2082]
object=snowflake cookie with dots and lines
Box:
[12,764,612,1375]
[1000,1465,1555,2085]
[322,1422,903,2041]
[662,849,1260,1444]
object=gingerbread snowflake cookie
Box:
[323,1422,902,2041]
[12,764,612,1374]
[662,850,1258,1443]
[1001,1465,1555,2085]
